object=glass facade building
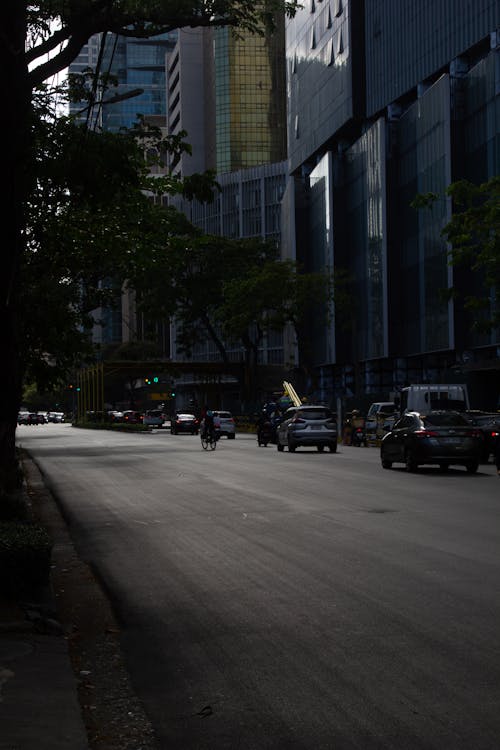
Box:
[173,162,288,365]
[214,26,287,174]
[286,0,500,409]
[68,33,175,348]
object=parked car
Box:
[462,411,500,462]
[212,410,236,439]
[142,409,165,428]
[19,412,45,425]
[276,405,338,453]
[171,413,199,435]
[380,410,483,473]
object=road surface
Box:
[18,424,500,749]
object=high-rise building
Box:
[285,0,500,409]
[68,33,175,351]
[70,32,176,132]
[213,25,287,174]
[166,20,290,384]
[166,21,287,177]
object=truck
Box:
[397,383,470,414]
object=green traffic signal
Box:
[153,376,159,383]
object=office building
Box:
[285,0,500,409]
[68,32,175,350]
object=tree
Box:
[413,177,500,334]
[131,234,279,362]
[0,0,299,496]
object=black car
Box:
[380,410,483,473]
[276,405,338,453]
[171,413,199,435]
[462,411,500,462]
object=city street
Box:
[17,424,500,750]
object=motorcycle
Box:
[257,420,274,447]
[351,425,367,447]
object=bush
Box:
[0,521,53,597]
[0,490,30,522]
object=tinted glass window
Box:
[422,413,468,427]
[298,409,332,420]
[474,415,500,426]
[216,412,232,418]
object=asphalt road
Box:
[18,424,500,750]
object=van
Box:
[398,384,470,414]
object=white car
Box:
[213,410,236,439]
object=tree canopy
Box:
[0,0,299,493]
[413,177,500,333]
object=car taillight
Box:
[414,429,439,438]
[490,430,499,438]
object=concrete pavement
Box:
[0,457,89,750]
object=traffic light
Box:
[144,377,150,384]
[170,390,176,398]
[153,376,159,383]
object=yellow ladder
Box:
[283,381,302,407]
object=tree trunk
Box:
[0,3,31,496]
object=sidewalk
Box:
[0,460,89,750]
[1,452,159,750]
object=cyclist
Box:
[201,406,216,442]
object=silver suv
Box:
[276,405,338,453]
[213,410,236,439]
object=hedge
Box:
[0,521,53,597]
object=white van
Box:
[398,384,470,414]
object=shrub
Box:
[0,490,30,522]
[0,521,53,597]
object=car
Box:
[142,409,165,428]
[462,411,500,462]
[276,405,338,453]
[47,411,65,423]
[108,410,124,423]
[171,413,199,435]
[212,410,236,439]
[17,411,30,425]
[380,410,483,473]
[365,401,397,439]
[122,410,143,424]
[21,412,45,425]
